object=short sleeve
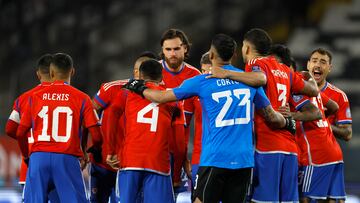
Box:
[290,71,305,94]
[335,92,352,124]
[93,84,115,109]
[172,76,201,100]
[290,94,310,111]
[82,97,101,128]
[8,98,20,123]
[253,87,270,109]
[19,97,33,128]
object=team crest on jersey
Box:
[292,95,303,102]
[251,66,261,72]
[346,107,351,118]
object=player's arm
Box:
[143,89,178,103]
[16,124,31,158]
[280,102,322,122]
[324,99,339,117]
[79,127,89,170]
[294,71,319,97]
[5,117,19,139]
[332,124,352,141]
[206,66,267,86]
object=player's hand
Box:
[284,117,296,135]
[106,154,120,170]
[79,153,89,171]
[184,159,192,180]
[205,66,229,79]
[86,146,102,163]
[123,79,148,98]
[300,71,313,81]
[278,103,292,117]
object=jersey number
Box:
[37,106,73,142]
[277,83,287,106]
[212,89,250,127]
[137,103,159,132]
[311,96,329,128]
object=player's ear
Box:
[36,70,41,81]
[70,67,75,77]
[328,64,332,73]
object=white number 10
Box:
[37,106,73,142]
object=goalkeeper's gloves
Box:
[284,117,296,135]
[123,79,148,98]
[86,145,102,163]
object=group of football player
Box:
[5,27,352,203]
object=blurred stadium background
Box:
[0,0,359,201]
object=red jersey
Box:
[93,79,128,171]
[245,56,305,154]
[108,82,175,175]
[160,60,201,182]
[19,81,100,157]
[290,93,343,166]
[321,82,352,125]
[7,82,51,184]
[190,97,202,165]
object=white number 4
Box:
[137,103,159,132]
[277,83,287,106]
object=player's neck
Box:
[248,53,264,61]
[213,60,230,67]
[318,80,327,90]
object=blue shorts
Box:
[118,170,174,203]
[24,152,87,203]
[89,163,117,203]
[252,152,298,202]
[300,163,346,200]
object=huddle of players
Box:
[5,27,352,203]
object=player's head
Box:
[36,54,53,82]
[139,59,163,82]
[209,34,237,65]
[269,44,292,67]
[133,51,158,79]
[242,28,272,63]
[50,53,74,82]
[160,28,191,70]
[307,48,332,86]
[200,52,211,74]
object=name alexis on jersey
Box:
[42,93,70,101]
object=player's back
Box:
[121,82,174,175]
[245,56,303,154]
[178,65,268,169]
[28,81,99,157]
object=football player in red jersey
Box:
[206,29,319,202]
[106,59,177,203]
[6,54,60,202]
[306,48,352,203]
[90,52,157,203]
[16,53,102,203]
[159,28,201,192]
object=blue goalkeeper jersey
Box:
[173,65,270,169]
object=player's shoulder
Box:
[184,62,201,75]
[324,82,349,101]
[247,56,271,66]
[101,79,129,91]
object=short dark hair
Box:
[211,34,237,61]
[137,51,158,60]
[139,59,163,81]
[51,53,73,73]
[36,54,53,74]
[290,58,298,71]
[269,44,292,67]
[244,28,272,56]
[160,28,191,59]
[310,48,332,64]
[200,52,211,65]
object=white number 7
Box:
[277,83,287,106]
